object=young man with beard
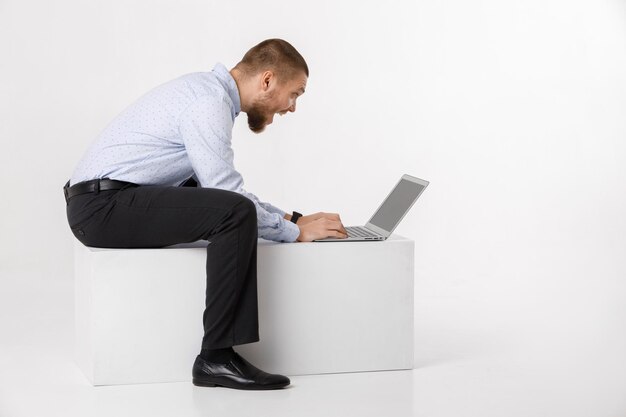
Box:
[63,39,348,390]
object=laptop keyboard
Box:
[346,226,381,238]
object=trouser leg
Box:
[202,203,259,348]
[65,185,260,349]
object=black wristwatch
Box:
[290,211,303,224]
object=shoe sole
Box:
[192,378,289,390]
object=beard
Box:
[246,91,275,133]
[246,105,270,133]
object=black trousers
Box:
[65,181,260,350]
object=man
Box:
[63,39,348,390]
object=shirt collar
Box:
[212,63,241,117]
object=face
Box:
[246,70,307,133]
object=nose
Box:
[289,98,296,113]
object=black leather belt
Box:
[63,178,137,202]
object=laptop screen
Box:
[368,178,427,232]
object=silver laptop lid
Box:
[365,174,430,238]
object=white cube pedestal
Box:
[74,235,415,385]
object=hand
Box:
[296,212,348,242]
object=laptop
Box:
[313,174,429,242]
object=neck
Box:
[229,68,252,113]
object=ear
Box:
[260,71,274,92]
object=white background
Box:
[1,0,626,415]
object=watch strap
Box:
[290,211,303,224]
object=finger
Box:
[332,221,347,234]
[327,219,345,230]
[336,219,347,233]
[330,230,348,239]
[325,222,348,236]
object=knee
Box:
[232,196,257,224]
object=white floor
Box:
[1,267,625,417]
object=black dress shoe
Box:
[192,352,290,390]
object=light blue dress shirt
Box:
[70,63,300,243]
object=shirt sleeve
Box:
[178,94,300,243]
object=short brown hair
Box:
[234,39,309,81]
